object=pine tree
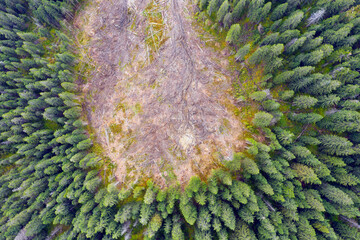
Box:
[318,134,355,156]
[250,90,267,102]
[140,203,155,225]
[260,33,279,46]
[274,71,295,85]
[235,43,250,62]
[248,44,283,66]
[207,0,221,17]
[63,107,81,119]
[77,139,92,150]
[214,169,232,185]
[232,0,247,21]
[320,184,354,206]
[186,176,201,196]
[285,37,307,54]
[252,111,273,127]
[303,49,324,65]
[290,112,323,124]
[199,0,209,11]
[262,100,280,111]
[247,0,265,23]
[226,24,241,45]
[147,213,162,238]
[333,168,359,186]
[194,183,207,205]
[338,84,360,99]
[274,127,294,146]
[230,181,250,204]
[301,36,323,52]
[323,24,353,45]
[103,187,118,208]
[24,215,47,238]
[292,95,318,109]
[333,221,360,239]
[223,12,233,29]
[278,29,301,44]
[341,100,360,110]
[270,3,288,21]
[242,157,259,175]
[225,152,242,171]
[297,216,317,240]
[220,202,236,230]
[318,110,360,133]
[292,163,321,184]
[180,195,197,225]
[196,206,212,231]
[171,222,184,240]
[280,10,304,32]
[306,79,341,96]
[216,0,229,23]
[253,174,274,195]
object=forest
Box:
[0,0,360,239]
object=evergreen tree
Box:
[270,3,288,21]
[292,163,321,184]
[147,213,162,238]
[320,184,354,206]
[172,221,185,240]
[318,134,355,156]
[235,43,250,62]
[252,111,273,127]
[292,95,318,109]
[207,0,221,17]
[216,0,229,23]
[196,206,212,231]
[232,0,247,21]
[199,0,209,11]
[220,203,236,230]
[226,24,241,45]
[280,10,304,32]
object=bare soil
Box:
[74,0,246,187]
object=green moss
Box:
[115,101,127,113]
[109,122,123,134]
[134,103,143,114]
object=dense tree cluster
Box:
[0,0,360,239]
[196,0,360,239]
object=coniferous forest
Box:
[1,0,360,239]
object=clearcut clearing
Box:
[74,0,246,187]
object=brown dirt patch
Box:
[74,0,246,187]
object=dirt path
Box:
[74,0,245,187]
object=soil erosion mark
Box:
[75,0,245,187]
